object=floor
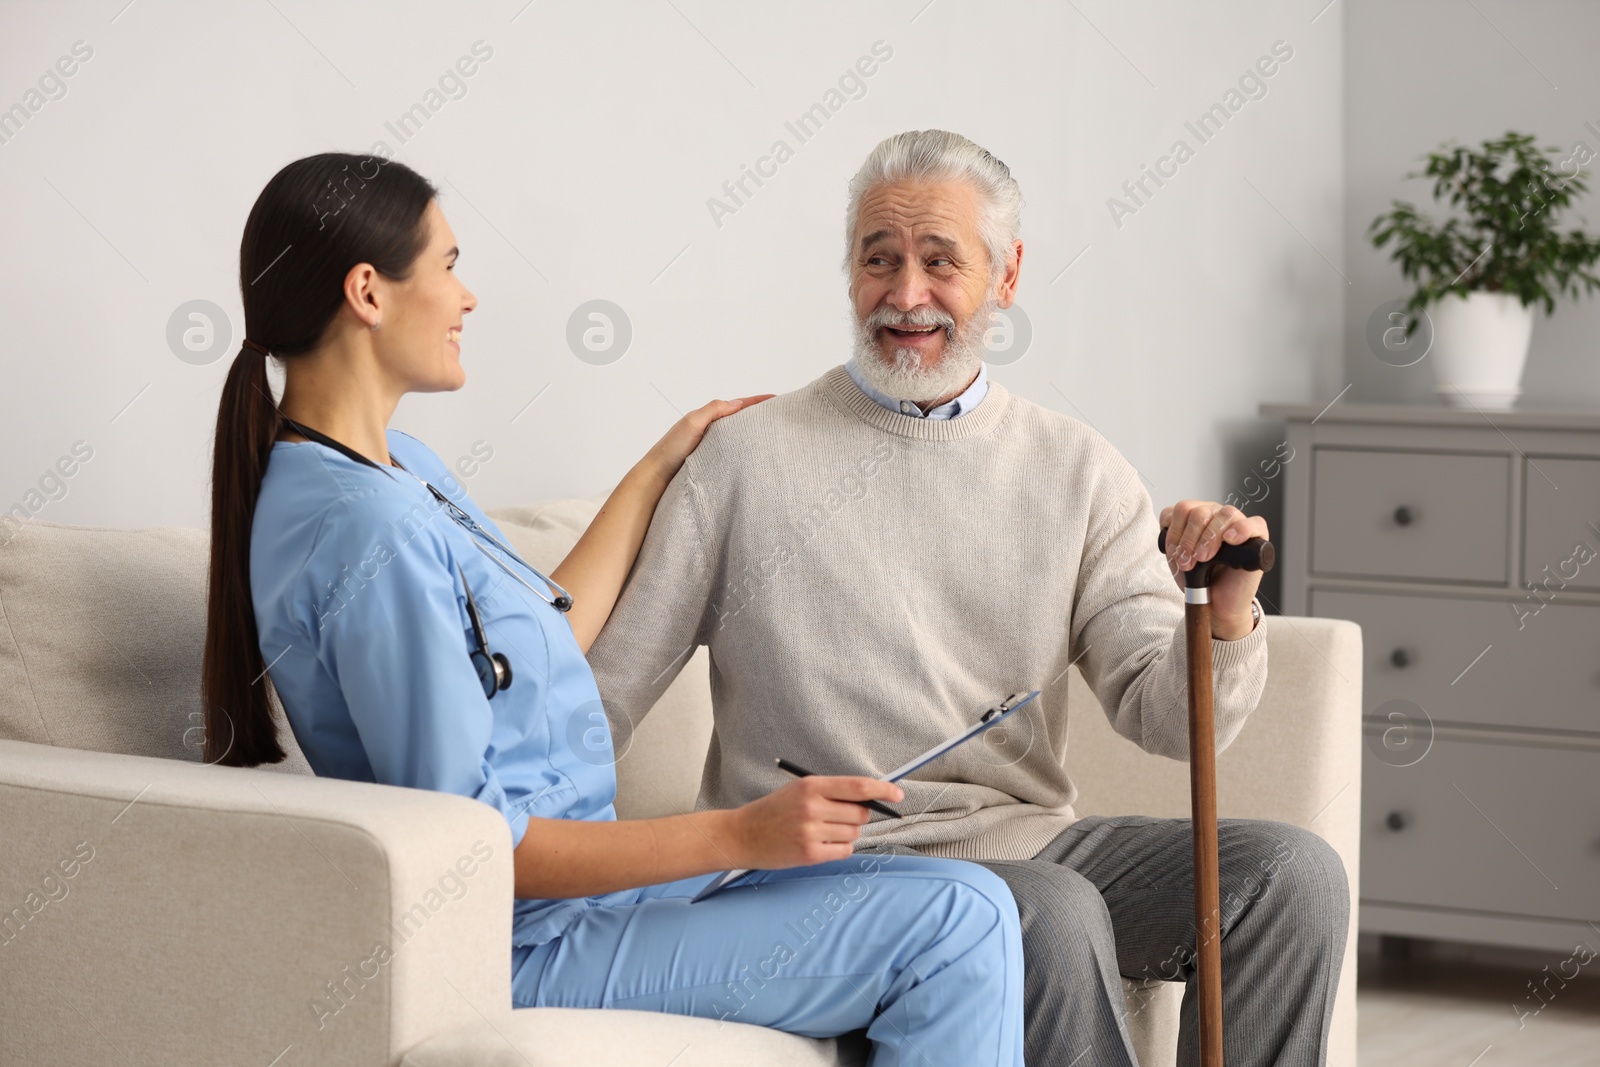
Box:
[1356,936,1600,1066]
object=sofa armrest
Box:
[1066,615,1362,825]
[0,738,515,1067]
[1064,613,1363,1067]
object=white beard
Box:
[850,295,996,406]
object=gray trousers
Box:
[878,816,1349,1067]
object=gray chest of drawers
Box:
[1260,401,1600,952]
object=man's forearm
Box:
[1210,607,1256,641]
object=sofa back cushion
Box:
[0,519,310,771]
[0,499,716,814]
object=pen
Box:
[775,758,903,820]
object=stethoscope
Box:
[278,416,573,700]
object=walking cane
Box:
[1155,524,1274,1067]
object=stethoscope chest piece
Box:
[459,562,514,699]
[474,646,513,698]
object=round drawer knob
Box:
[1390,648,1410,669]
[1393,505,1414,527]
[1385,810,1407,832]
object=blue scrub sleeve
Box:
[297,491,534,848]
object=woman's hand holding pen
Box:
[511,766,904,899]
[721,776,905,869]
[512,776,898,901]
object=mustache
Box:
[863,305,957,334]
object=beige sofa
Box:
[0,499,1362,1066]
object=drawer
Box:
[1362,733,1600,924]
[1313,589,1600,735]
[1311,448,1509,584]
[1523,457,1600,594]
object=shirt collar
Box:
[843,358,989,420]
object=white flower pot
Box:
[1427,290,1535,410]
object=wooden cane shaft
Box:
[1186,600,1225,1067]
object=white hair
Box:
[841,129,1023,281]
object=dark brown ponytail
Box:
[203,152,435,766]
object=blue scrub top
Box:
[251,428,635,948]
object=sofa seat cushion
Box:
[400,1006,868,1067]
[401,981,1177,1067]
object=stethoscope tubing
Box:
[277,413,573,612]
[431,487,575,613]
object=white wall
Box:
[1345,0,1600,407]
[0,0,1343,546]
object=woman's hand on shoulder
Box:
[647,394,774,481]
[724,775,903,870]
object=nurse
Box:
[202,152,1025,1066]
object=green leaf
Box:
[1366,130,1600,312]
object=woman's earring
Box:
[370,319,381,332]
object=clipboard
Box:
[690,690,1042,903]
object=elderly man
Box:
[587,129,1348,1067]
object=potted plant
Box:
[1367,131,1600,409]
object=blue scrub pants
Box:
[510,853,1025,1067]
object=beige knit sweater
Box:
[587,365,1268,861]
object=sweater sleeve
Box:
[586,465,717,745]
[295,492,535,848]
[1068,461,1268,760]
